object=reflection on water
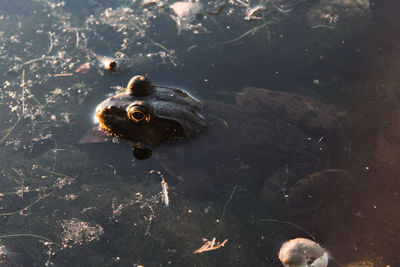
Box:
[0,0,399,266]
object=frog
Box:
[95,75,206,159]
[94,75,351,205]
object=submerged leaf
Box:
[74,62,91,74]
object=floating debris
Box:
[161,178,170,207]
[99,57,118,71]
[207,2,228,16]
[142,0,159,7]
[54,73,74,77]
[245,5,266,21]
[313,79,320,85]
[0,244,7,263]
[186,44,197,51]
[193,237,228,254]
[88,50,121,73]
[74,62,91,74]
[171,1,203,34]
[61,218,104,248]
[311,24,335,30]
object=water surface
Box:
[0,0,399,266]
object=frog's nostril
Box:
[101,107,112,116]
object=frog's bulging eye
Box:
[127,75,153,96]
[126,102,151,124]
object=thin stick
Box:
[0,168,22,185]
[129,20,171,53]
[0,233,55,266]
[258,218,316,241]
[22,56,59,66]
[270,0,292,14]
[147,37,171,53]
[208,114,229,127]
[0,233,52,242]
[47,32,53,54]
[53,140,57,171]
[0,117,21,145]
[54,73,73,77]
[74,28,80,48]
[25,87,43,107]
[207,1,228,16]
[0,188,39,196]
[21,69,26,114]
[217,184,238,237]
[205,10,227,38]
[235,0,249,7]
[311,25,334,30]
[217,22,272,45]
[274,178,289,202]
[38,165,69,177]
[262,10,272,44]
[0,190,56,216]
[93,32,115,54]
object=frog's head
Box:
[95,75,205,147]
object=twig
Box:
[207,1,228,15]
[0,233,55,267]
[74,28,80,48]
[217,184,238,238]
[193,237,228,254]
[22,56,59,66]
[93,32,115,54]
[21,69,26,114]
[47,32,53,55]
[235,0,249,7]
[217,22,273,45]
[274,178,289,202]
[311,25,335,30]
[24,87,43,107]
[147,37,171,53]
[0,189,56,216]
[205,10,227,38]
[38,165,69,177]
[209,114,229,127]
[53,140,57,171]
[270,0,292,14]
[0,168,23,185]
[54,73,74,77]
[258,218,316,241]
[262,10,272,44]
[0,233,52,242]
[0,117,21,145]
[0,188,39,196]
[161,177,170,207]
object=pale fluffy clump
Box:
[278,238,328,267]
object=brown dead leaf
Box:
[75,62,91,74]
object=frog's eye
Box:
[127,75,153,96]
[126,102,151,124]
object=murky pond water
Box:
[0,0,399,266]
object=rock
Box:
[306,0,370,28]
[237,87,350,139]
[288,169,354,231]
